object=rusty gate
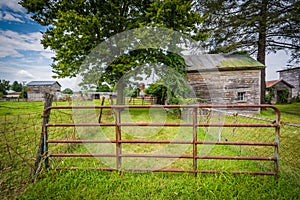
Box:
[41,104,280,177]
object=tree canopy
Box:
[20,0,206,79]
[197,0,299,64]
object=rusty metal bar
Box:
[50,153,276,161]
[54,167,277,176]
[44,104,281,111]
[47,139,277,146]
[46,123,277,127]
[193,108,198,175]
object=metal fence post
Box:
[274,108,281,179]
[193,107,198,175]
[115,108,122,171]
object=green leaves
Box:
[20,0,207,84]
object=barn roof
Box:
[27,81,61,87]
[277,66,300,72]
[266,79,294,88]
[184,54,264,72]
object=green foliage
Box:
[62,88,74,94]
[265,86,275,104]
[96,84,111,92]
[0,79,10,96]
[11,81,23,92]
[278,88,289,104]
[145,82,167,104]
[20,0,206,81]
[291,95,300,103]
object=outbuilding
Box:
[27,81,61,101]
[184,53,264,112]
[266,79,294,104]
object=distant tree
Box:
[197,0,300,103]
[0,80,10,96]
[11,81,23,92]
[62,88,74,94]
[145,82,167,105]
[20,86,28,99]
[96,84,111,92]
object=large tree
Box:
[197,0,300,103]
[20,0,206,104]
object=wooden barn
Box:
[277,67,300,98]
[184,54,264,112]
[27,81,61,101]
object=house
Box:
[277,67,300,98]
[266,80,294,104]
[184,53,264,112]
[27,81,61,101]
[5,90,21,98]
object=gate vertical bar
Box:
[193,108,198,175]
[115,108,122,171]
[274,108,280,178]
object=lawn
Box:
[1,101,299,199]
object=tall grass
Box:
[1,101,299,199]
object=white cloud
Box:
[0,12,24,23]
[16,69,34,79]
[0,0,26,13]
[0,30,51,59]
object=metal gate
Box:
[41,104,280,177]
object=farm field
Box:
[0,101,299,199]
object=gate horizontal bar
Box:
[54,167,277,176]
[46,123,277,128]
[47,139,277,146]
[50,153,276,161]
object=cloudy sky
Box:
[0,0,292,90]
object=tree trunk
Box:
[116,78,124,105]
[257,0,268,104]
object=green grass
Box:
[19,171,300,200]
[1,101,300,199]
[259,103,300,124]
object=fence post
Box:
[32,93,53,181]
[274,108,280,179]
[115,108,122,171]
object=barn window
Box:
[237,92,245,101]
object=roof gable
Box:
[184,54,264,72]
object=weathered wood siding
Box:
[187,69,261,112]
[27,83,61,101]
[279,68,300,97]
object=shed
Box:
[277,67,300,98]
[266,79,294,104]
[184,53,264,112]
[27,81,61,101]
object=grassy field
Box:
[1,101,299,199]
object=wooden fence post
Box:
[32,93,53,182]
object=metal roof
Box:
[277,66,300,72]
[27,81,61,87]
[184,54,264,72]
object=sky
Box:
[0,0,292,91]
